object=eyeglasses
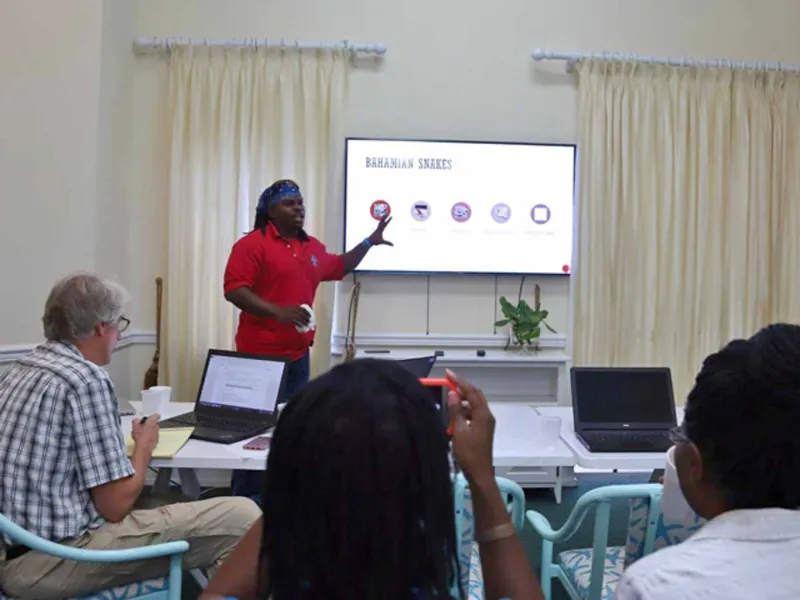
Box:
[668,423,691,445]
[117,316,131,333]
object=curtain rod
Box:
[133,37,387,56]
[531,48,800,74]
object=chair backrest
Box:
[624,497,706,567]
[453,475,526,596]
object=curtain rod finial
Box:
[532,48,546,61]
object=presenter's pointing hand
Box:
[276,305,311,326]
[368,215,393,247]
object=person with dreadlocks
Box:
[201,360,543,600]
[223,179,392,500]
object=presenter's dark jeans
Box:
[230,352,310,502]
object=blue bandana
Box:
[256,180,301,215]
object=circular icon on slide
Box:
[562,264,570,274]
[369,200,391,220]
[530,204,551,225]
[451,202,472,223]
[491,203,512,224]
[410,201,431,222]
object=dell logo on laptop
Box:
[622,423,630,427]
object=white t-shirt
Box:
[615,508,800,600]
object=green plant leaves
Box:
[496,293,557,346]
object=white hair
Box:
[42,272,131,342]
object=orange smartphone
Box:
[420,378,457,436]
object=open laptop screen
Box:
[197,352,286,415]
[572,367,676,428]
[396,356,436,378]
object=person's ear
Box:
[685,443,705,484]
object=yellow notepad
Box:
[126,428,194,458]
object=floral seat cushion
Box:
[75,577,168,600]
[624,498,705,567]
[557,546,625,600]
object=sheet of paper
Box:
[126,428,194,458]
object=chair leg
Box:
[190,568,209,588]
[588,502,611,600]
[168,556,183,600]
[541,539,554,600]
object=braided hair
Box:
[684,323,800,510]
[258,358,461,600]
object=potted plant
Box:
[494,281,556,352]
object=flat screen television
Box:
[343,138,576,276]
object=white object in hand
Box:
[661,445,696,521]
[141,385,171,417]
[295,304,316,333]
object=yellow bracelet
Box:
[476,523,516,544]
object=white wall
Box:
[0,0,146,398]
[4,0,800,399]
[131,0,800,343]
[0,0,103,344]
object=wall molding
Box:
[0,330,156,365]
[330,332,566,354]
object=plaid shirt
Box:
[0,341,134,545]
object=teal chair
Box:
[0,512,189,600]
[527,484,663,600]
[453,475,527,600]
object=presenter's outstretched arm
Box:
[342,215,393,273]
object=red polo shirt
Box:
[223,223,345,360]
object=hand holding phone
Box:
[243,436,271,451]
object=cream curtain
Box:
[572,61,800,401]
[163,46,349,401]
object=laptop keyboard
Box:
[160,413,261,433]
[582,431,671,451]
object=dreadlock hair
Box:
[253,186,273,236]
[259,358,461,600]
[684,323,800,511]
[253,210,270,235]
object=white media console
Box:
[329,332,572,405]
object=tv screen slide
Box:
[344,138,576,275]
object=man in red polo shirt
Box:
[223,179,391,499]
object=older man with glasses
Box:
[0,272,260,599]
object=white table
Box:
[535,406,670,471]
[490,404,575,503]
[123,402,269,498]
[124,401,576,502]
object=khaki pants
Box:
[0,497,260,600]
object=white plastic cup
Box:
[141,386,171,417]
[295,304,316,333]
[661,445,696,522]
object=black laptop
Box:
[396,355,437,378]
[571,367,677,453]
[158,349,288,444]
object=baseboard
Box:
[0,330,156,364]
[330,332,566,353]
